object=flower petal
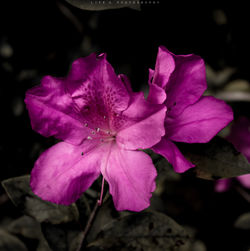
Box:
[30,140,105,205]
[116,92,166,150]
[147,83,167,104]
[65,53,130,133]
[165,96,233,143]
[101,143,157,211]
[214,179,231,192]
[25,76,87,145]
[147,65,167,105]
[237,174,250,189]
[66,53,130,120]
[118,74,133,94]
[148,68,155,84]
[152,137,194,173]
[158,47,207,117]
[67,53,105,82]
[151,46,175,89]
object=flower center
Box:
[84,123,116,143]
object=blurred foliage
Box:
[179,137,250,180]
[2,176,79,224]
[88,211,189,251]
[234,212,250,230]
[1,1,250,251]
[0,229,28,251]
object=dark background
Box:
[1,1,250,250]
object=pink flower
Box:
[25,53,166,211]
[215,117,250,192]
[147,46,234,173]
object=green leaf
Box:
[86,196,117,243]
[88,210,189,251]
[0,229,28,251]
[41,223,83,251]
[178,137,250,180]
[144,149,180,183]
[7,215,42,239]
[6,215,53,251]
[1,175,79,224]
[37,240,52,251]
[65,0,140,11]
[234,212,250,230]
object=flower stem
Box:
[76,200,100,251]
[76,176,106,251]
[98,175,105,206]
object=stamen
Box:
[96,128,100,132]
[99,137,115,143]
[97,176,105,206]
[87,136,92,140]
[96,53,105,59]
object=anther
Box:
[103,115,106,119]
[84,123,88,127]
[96,128,100,132]
[87,136,92,140]
[96,53,105,59]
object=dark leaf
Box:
[41,222,83,251]
[144,149,180,182]
[0,229,28,251]
[179,239,207,251]
[178,137,250,180]
[6,215,52,251]
[1,175,79,224]
[234,212,250,230]
[65,0,140,11]
[87,196,118,243]
[88,210,189,251]
[7,215,42,239]
[37,240,52,251]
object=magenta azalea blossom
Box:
[25,53,166,212]
[215,117,250,192]
[147,46,234,173]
